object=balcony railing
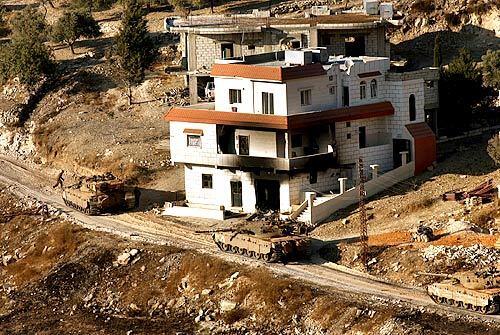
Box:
[216,152,337,171]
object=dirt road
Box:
[0,154,498,325]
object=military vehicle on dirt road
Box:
[62,173,137,215]
[199,224,310,263]
[421,270,500,314]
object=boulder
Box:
[219,300,237,312]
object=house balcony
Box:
[216,151,337,171]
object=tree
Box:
[114,0,156,105]
[71,0,118,12]
[487,134,500,166]
[170,0,193,16]
[0,1,8,37]
[52,11,101,54]
[0,7,54,86]
[433,33,442,68]
[481,49,500,90]
[439,49,485,131]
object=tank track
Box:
[429,294,500,315]
[63,198,100,215]
[214,240,283,263]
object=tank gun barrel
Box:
[195,228,239,234]
[418,272,454,278]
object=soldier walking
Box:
[53,170,65,189]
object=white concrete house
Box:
[165,49,437,222]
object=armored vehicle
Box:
[421,270,500,314]
[62,173,136,215]
[412,225,435,242]
[205,224,310,263]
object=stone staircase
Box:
[296,194,337,224]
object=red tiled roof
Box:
[211,63,326,82]
[358,71,382,78]
[165,102,394,130]
[406,122,435,139]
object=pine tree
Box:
[0,7,54,86]
[433,33,442,68]
[114,0,156,105]
[52,11,101,54]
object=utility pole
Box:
[358,157,369,270]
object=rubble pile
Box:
[421,244,500,267]
[271,0,329,16]
[164,87,189,106]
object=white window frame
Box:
[262,92,274,115]
[300,89,312,106]
[187,134,202,148]
[360,81,367,100]
[370,79,377,98]
[202,174,213,189]
[229,89,242,104]
[328,85,336,96]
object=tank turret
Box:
[420,270,500,314]
[62,173,137,215]
[199,223,310,263]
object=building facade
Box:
[167,12,390,103]
[165,49,437,216]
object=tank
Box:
[421,270,500,314]
[62,173,136,215]
[204,224,310,263]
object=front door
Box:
[230,181,242,207]
[255,180,280,211]
[238,135,249,155]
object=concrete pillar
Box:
[188,75,198,104]
[338,177,348,194]
[305,191,316,208]
[309,28,318,48]
[370,164,379,179]
[400,151,409,166]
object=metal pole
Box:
[358,157,369,270]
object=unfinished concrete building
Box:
[167,12,391,103]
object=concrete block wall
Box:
[309,161,415,224]
[170,121,218,166]
[184,165,257,213]
[359,143,393,173]
[234,129,277,157]
[288,168,339,205]
[383,79,425,141]
[335,116,391,166]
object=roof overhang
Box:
[165,102,395,130]
[211,63,327,82]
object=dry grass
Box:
[469,204,498,228]
[400,195,438,214]
[7,222,83,286]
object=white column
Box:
[370,164,379,179]
[400,151,409,165]
[338,177,348,194]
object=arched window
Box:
[359,81,367,99]
[409,94,416,121]
[370,79,377,98]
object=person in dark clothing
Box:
[134,187,141,208]
[53,170,65,189]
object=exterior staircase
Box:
[295,194,337,224]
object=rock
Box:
[367,257,377,266]
[230,272,239,281]
[129,249,139,257]
[195,315,203,323]
[342,218,349,225]
[201,289,213,296]
[129,303,141,311]
[2,255,13,266]
[116,252,131,266]
[220,300,237,312]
